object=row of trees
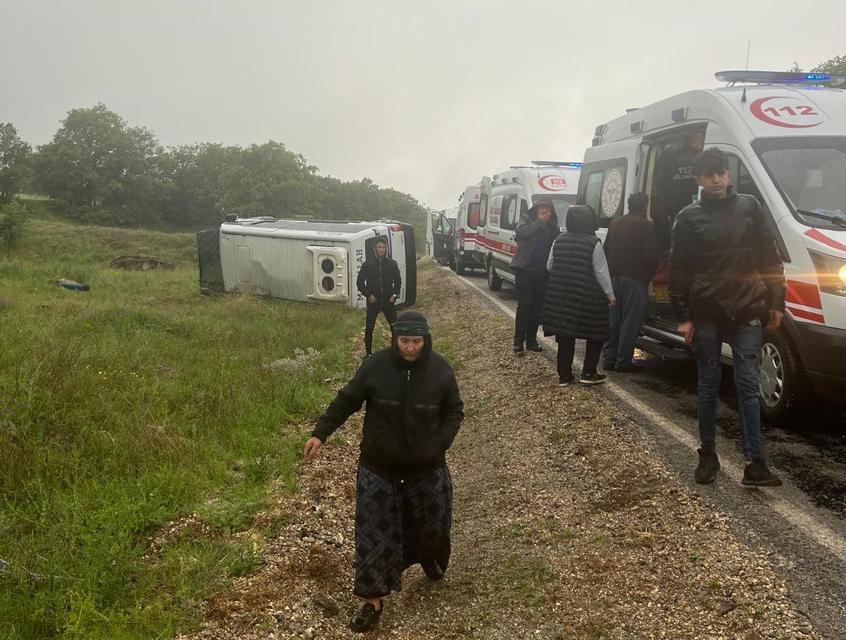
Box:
[0,105,426,232]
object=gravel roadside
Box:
[179,260,819,640]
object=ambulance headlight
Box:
[321,258,335,274]
[321,276,335,292]
[809,250,846,297]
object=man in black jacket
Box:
[603,192,659,372]
[669,148,785,487]
[511,199,560,354]
[303,311,464,632]
[356,238,402,357]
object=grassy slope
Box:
[0,218,361,639]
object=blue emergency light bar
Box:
[715,70,846,87]
[531,160,584,168]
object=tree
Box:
[813,54,846,75]
[0,123,31,205]
[31,104,164,226]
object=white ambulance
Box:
[579,70,846,422]
[452,185,484,275]
[478,161,582,290]
[197,218,417,309]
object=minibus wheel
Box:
[486,257,502,291]
[759,328,803,425]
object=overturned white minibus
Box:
[197,218,416,309]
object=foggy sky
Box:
[2,0,844,210]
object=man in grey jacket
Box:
[511,199,560,354]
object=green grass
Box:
[0,218,362,639]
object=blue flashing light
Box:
[531,160,583,168]
[715,69,846,87]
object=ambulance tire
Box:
[455,251,466,275]
[758,328,804,426]
[486,257,502,291]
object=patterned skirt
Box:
[353,464,453,598]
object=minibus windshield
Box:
[753,136,846,230]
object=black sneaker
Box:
[558,374,576,386]
[350,601,383,633]
[513,345,525,356]
[742,459,782,487]
[694,448,720,484]
[526,343,543,352]
[579,372,607,385]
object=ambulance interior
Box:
[638,127,708,324]
[640,125,777,324]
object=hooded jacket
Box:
[312,321,464,480]
[356,255,402,302]
[511,200,560,271]
[668,188,785,325]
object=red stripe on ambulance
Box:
[785,280,822,310]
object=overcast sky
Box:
[2,0,844,209]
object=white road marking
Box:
[449,269,846,561]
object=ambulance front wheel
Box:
[758,328,804,426]
[486,257,502,291]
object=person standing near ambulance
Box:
[357,238,402,358]
[669,148,785,487]
[602,192,659,372]
[511,198,560,355]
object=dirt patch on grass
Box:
[178,261,817,639]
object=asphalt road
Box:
[451,267,846,639]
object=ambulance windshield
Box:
[753,137,846,230]
[533,194,577,229]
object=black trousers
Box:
[514,269,547,347]
[365,301,397,354]
[556,336,603,378]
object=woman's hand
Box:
[303,436,323,460]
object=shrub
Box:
[0,200,28,246]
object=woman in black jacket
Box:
[303,311,464,632]
[542,206,616,385]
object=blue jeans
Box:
[693,319,763,460]
[604,277,649,367]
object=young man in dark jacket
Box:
[603,192,659,372]
[511,198,560,355]
[303,311,464,632]
[356,238,402,357]
[669,148,785,487]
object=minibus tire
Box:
[759,328,803,426]
[486,257,502,291]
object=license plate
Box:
[653,284,670,302]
